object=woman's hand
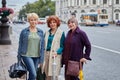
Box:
[38,63,43,68]
[52,52,58,58]
[80,58,87,64]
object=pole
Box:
[0,0,13,44]
[2,0,6,7]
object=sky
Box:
[0,0,38,11]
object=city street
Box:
[1,23,120,80]
[0,0,120,80]
[78,25,120,80]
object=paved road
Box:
[79,24,120,80]
[0,23,120,80]
[13,23,120,80]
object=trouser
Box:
[22,56,39,80]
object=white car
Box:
[38,18,46,24]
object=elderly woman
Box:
[43,15,65,80]
[17,13,44,80]
[62,17,91,80]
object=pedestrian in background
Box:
[43,15,65,80]
[62,17,91,80]
[17,13,44,80]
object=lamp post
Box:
[47,8,51,15]
[0,0,13,44]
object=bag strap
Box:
[26,72,27,80]
[79,62,83,70]
[67,31,84,70]
[18,57,27,80]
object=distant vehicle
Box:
[13,20,26,24]
[38,18,46,24]
[116,20,120,26]
[96,14,109,26]
[80,12,109,26]
[84,19,95,26]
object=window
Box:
[116,0,119,4]
[93,0,96,4]
[102,9,107,14]
[116,14,119,19]
[81,10,85,13]
[100,15,108,19]
[83,16,90,19]
[84,0,87,5]
[103,0,107,4]
[77,0,79,5]
[90,9,95,12]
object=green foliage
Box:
[18,0,55,20]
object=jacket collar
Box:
[69,27,80,34]
[26,27,41,32]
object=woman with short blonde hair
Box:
[17,13,44,80]
[27,13,39,21]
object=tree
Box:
[19,0,55,20]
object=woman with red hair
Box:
[43,15,65,80]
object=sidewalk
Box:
[0,32,24,80]
[0,28,65,80]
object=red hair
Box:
[47,15,60,28]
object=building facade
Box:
[55,0,120,23]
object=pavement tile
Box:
[0,34,24,80]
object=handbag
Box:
[37,67,46,80]
[66,60,80,76]
[8,60,27,78]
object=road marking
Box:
[92,45,120,54]
[96,31,111,34]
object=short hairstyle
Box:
[27,13,39,21]
[47,15,60,27]
[67,17,78,26]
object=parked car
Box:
[116,20,120,26]
[13,20,26,24]
[38,18,46,24]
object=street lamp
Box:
[47,8,51,15]
[0,0,13,44]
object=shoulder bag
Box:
[8,60,27,78]
[66,60,80,76]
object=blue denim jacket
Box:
[17,27,44,63]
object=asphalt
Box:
[0,32,24,80]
